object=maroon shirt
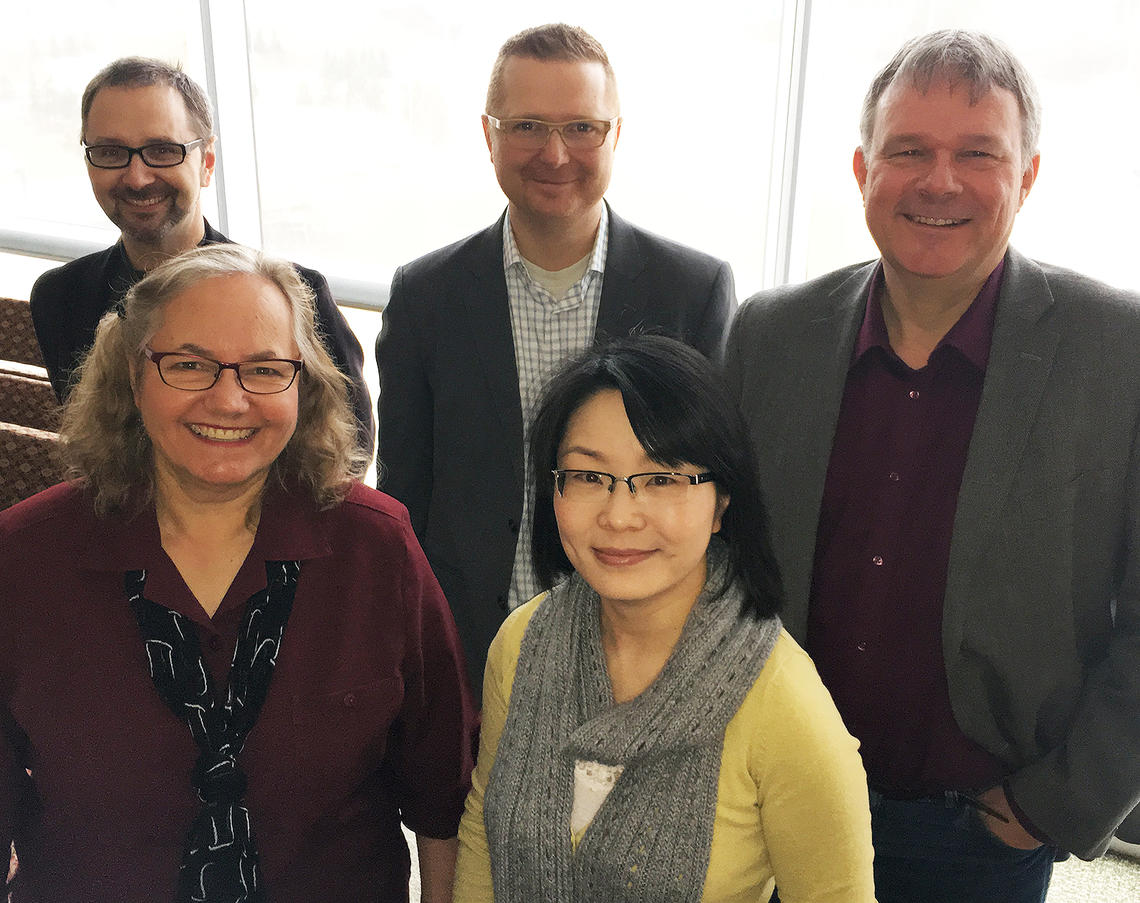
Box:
[808,263,1008,797]
[0,480,476,902]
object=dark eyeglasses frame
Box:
[83,138,207,169]
[551,469,716,497]
[144,348,303,394]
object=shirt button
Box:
[856,642,868,652]
[343,692,357,708]
[908,389,920,399]
[888,471,900,482]
[872,555,884,566]
[208,635,222,651]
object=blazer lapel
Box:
[595,206,650,340]
[943,249,1061,638]
[459,214,526,489]
[767,264,873,637]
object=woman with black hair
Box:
[454,335,876,902]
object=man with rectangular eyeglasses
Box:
[377,24,735,695]
[29,57,374,454]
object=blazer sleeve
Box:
[29,267,82,402]
[375,265,434,538]
[298,265,374,457]
[1007,414,1140,858]
[693,260,735,366]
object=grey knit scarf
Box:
[483,539,781,903]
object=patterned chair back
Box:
[0,297,47,368]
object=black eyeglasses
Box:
[552,469,715,504]
[83,138,207,169]
[144,348,303,394]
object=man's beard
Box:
[109,185,191,247]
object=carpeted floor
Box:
[1047,850,1140,902]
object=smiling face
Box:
[132,273,300,503]
[484,56,619,232]
[553,389,724,619]
[84,84,215,257]
[855,78,1038,295]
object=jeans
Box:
[868,789,1057,903]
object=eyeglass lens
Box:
[555,470,705,501]
[156,354,298,394]
[500,120,611,149]
[85,142,189,169]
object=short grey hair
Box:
[81,56,214,142]
[859,30,1041,164]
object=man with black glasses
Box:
[29,57,373,453]
[377,24,734,694]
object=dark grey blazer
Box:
[724,247,1140,858]
[376,206,734,693]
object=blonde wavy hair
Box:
[59,244,368,515]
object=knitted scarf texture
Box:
[125,559,301,903]
[484,539,781,903]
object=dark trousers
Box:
[869,790,1056,903]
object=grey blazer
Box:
[376,206,734,694]
[725,247,1140,859]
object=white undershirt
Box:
[570,759,625,834]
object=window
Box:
[0,6,212,250]
[790,0,1140,292]
[242,0,785,296]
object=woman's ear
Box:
[712,493,730,533]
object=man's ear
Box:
[853,146,868,197]
[200,135,217,188]
[482,116,494,160]
[1018,153,1041,209]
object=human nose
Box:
[917,151,962,195]
[120,152,157,188]
[597,479,646,528]
[537,127,571,165]
[204,367,251,411]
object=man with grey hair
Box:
[726,29,1140,902]
[377,23,734,694]
[30,56,373,453]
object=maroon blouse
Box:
[0,480,476,901]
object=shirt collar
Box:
[853,259,1005,372]
[81,480,333,574]
[501,207,609,277]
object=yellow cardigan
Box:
[454,597,877,902]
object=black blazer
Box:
[29,220,374,454]
[376,206,734,692]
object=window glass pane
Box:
[0,6,211,247]
[792,0,1140,292]
[244,0,783,296]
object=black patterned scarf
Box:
[124,560,302,903]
